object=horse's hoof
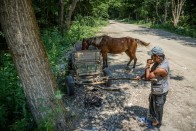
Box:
[125,66,130,70]
[131,68,135,72]
[125,67,135,73]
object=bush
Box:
[151,23,196,38]
[0,53,34,130]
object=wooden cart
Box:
[66,44,112,95]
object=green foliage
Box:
[0,53,34,130]
[70,15,108,40]
[75,0,110,19]
[108,0,123,18]
[36,90,64,131]
[0,51,75,130]
[37,120,54,131]
[120,18,196,38]
[151,23,196,38]
[0,105,7,129]
[32,0,195,38]
[10,118,33,131]
[108,0,195,38]
[36,90,74,131]
[33,0,59,28]
[41,16,108,91]
[91,1,110,18]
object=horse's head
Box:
[82,37,95,50]
[82,38,90,50]
[82,36,103,50]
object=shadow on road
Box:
[170,75,184,81]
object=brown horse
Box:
[82,35,150,69]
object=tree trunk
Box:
[163,0,169,24]
[155,0,165,24]
[58,0,65,36]
[155,0,160,24]
[0,0,67,130]
[172,0,186,27]
[65,0,79,30]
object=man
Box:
[135,46,170,128]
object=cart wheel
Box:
[65,75,75,96]
[103,68,112,87]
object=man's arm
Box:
[134,59,153,80]
[134,73,145,80]
[145,67,167,80]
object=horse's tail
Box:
[135,39,150,46]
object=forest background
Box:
[0,0,195,130]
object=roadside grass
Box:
[119,18,196,38]
[41,17,108,89]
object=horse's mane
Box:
[87,35,108,46]
[82,35,109,50]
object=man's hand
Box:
[146,59,154,68]
[134,76,142,80]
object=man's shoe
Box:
[152,120,159,126]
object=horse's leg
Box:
[106,53,108,67]
[133,56,137,69]
[127,58,133,66]
[125,51,133,67]
[125,51,137,70]
[102,52,107,69]
[132,44,138,70]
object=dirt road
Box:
[98,20,196,131]
[64,20,196,131]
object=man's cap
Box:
[148,46,164,55]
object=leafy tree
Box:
[183,0,196,26]
[33,0,59,28]
[0,0,67,130]
[108,0,122,18]
[65,0,79,30]
[172,0,186,27]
